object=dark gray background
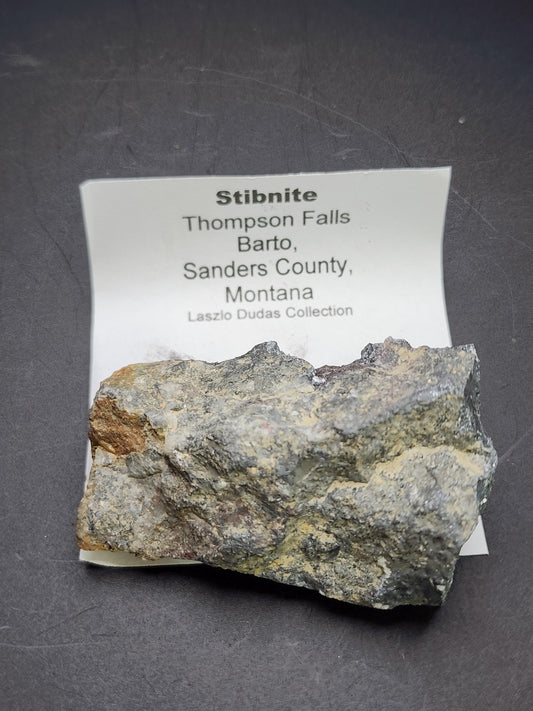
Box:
[1,1,532,709]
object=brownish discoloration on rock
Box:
[105,364,141,389]
[88,396,149,455]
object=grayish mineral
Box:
[77,339,496,608]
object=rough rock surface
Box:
[77,339,496,608]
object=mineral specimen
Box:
[77,339,496,608]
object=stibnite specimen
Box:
[77,339,496,608]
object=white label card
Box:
[80,168,487,565]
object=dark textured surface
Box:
[78,340,496,608]
[1,0,532,708]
